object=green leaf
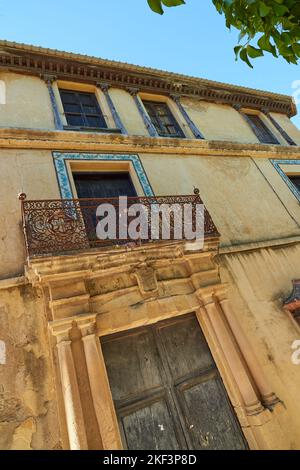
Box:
[162,0,185,6]
[234,45,243,60]
[240,48,253,68]
[147,0,164,14]
[247,45,264,58]
[259,2,271,17]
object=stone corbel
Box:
[170,94,204,139]
[40,74,64,130]
[127,87,159,137]
[97,82,128,135]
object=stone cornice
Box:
[0,40,296,117]
[0,127,300,158]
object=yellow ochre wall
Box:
[0,72,299,144]
[0,70,300,449]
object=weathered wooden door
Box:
[101,313,248,450]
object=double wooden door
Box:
[101,313,248,450]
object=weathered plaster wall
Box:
[180,99,258,143]
[0,73,55,130]
[140,153,300,246]
[0,283,60,449]
[108,88,149,136]
[0,149,60,278]
[220,244,300,448]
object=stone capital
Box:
[96,82,110,92]
[40,73,57,84]
[127,87,140,97]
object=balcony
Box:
[19,192,219,258]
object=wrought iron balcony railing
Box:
[19,192,219,258]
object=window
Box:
[288,175,300,193]
[60,89,107,129]
[143,100,185,138]
[73,172,137,199]
[244,113,279,144]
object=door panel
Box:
[177,372,247,450]
[101,329,164,404]
[101,313,248,450]
[119,396,184,450]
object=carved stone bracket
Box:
[131,263,159,299]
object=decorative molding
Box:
[262,110,297,146]
[52,152,154,199]
[41,74,64,130]
[170,94,204,139]
[128,88,158,137]
[270,159,300,203]
[0,41,294,116]
[97,82,127,135]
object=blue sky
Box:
[2,0,300,126]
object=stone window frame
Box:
[52,152,154,199]
[239,108,283,145]
[52,80,126,133]
[270,159,300,203]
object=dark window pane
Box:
[86,115,106,128]
[82,105,98,114]
[60,91,78,104]
[288,176,300,192]
[245,114,279,144]
[143,100,184,138]
[66,114,85,127]
[60,89,107,129]
[63,103,81,113]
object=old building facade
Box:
[0,40,300,450]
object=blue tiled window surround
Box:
[52,152,154,199]
[270,159,300,202]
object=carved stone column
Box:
[56,338,88,449]
[198,290,264,416]
[97,83,127,135]
[81,331,122,450]
[218,296,280,408]
[41,74,64,130]
[170,94,204,139]
[127,87,159,137]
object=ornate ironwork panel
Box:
[20,194,219,257]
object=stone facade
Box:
[0,41,300,449]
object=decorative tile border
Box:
[270,159,300,202]
[52,152,154,199]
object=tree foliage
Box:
[147,0,300,67]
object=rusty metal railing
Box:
[19,191,219,257]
